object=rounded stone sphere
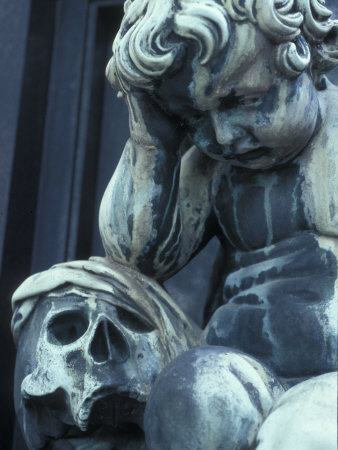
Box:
[256,372,338,450]
[144,346,284,450]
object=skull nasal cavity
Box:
[89,320,129,363]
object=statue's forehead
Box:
[154,22,277,116]
[192,21,276,108]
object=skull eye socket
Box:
[47,311,89,345]
[116,307,155,333]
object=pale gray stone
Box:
[12,0,338,448]
[256,372,338,450]
[13,258,199,449]
[144,346,284,450]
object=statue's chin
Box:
[203,145,303,170]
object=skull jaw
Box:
[19,389,147,450]
[19,353,153,445]
[50,423,146,450]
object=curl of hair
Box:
[222,0,256,22]
[275,35,311,77]
[296,0,332,43]
[108,0,338,92]
[296,0,338,87]
[110,0,178,91]
[174,0,230,65]
[224,0,303,41]
[110,0,230,92]
[255,0,303,42]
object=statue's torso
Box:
[205,98,338,376]
[212,128,338,251]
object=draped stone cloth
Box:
[11,257,200,355]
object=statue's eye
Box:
[219,92,240,110]
[219,92,263,110]
[47,311,89,345]
[238,96,262,107]
[116,307,155,333]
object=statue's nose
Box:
[210,110,246,147]
[88,318,129,364]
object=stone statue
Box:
[101,0,338,380]
[12,257,199,448]
[12,0,338,448]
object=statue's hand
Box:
[126,90,183,153]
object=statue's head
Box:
[12,257,200,449]
[107,0,338,169]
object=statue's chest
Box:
[212,162,311,251]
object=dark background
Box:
[0,1,337,448]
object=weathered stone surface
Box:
[12,0,338,448]
[13,258,199,449]
[101,0,338,381]
[256,372,338,450]
[203,233,338,376]
[144,346,284,450]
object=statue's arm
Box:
[99,91,217,279]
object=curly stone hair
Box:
[107,0,338,92]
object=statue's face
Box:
[14,294,168,449]
[157,22,319,169]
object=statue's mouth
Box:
[203,142,273,165]
[234,146,271,161]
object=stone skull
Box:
[12,258,200,449]
[16,294,165,448]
